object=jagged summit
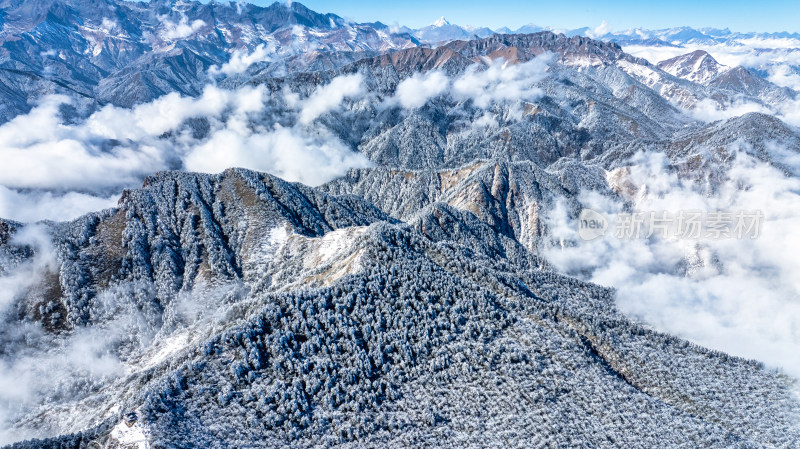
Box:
[657,49,725,84]
[432,16,450,27]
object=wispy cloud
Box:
[543,148,800,377]
[587,20,612,39]
[210,43,277,77]
[0,221,248,443]
[297,73,366,124]
[392,70,450,109]
[451,55,552,108]
[161,16,205,41]
[689,98,771,122]
[384,54,553,111]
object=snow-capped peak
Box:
[656,49,726,84]
[432,16,450,27]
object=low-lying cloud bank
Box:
[0,55,554,223]
[621,38,800,126]
[686,95,800,127]
[0,187,119,223]
[544,148,800,378]
[0,75,374,222]
[624,38,800,91]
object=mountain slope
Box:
[657,50,726,84]
[0,0,417,119]
[1,3,800,447]
[3,171,799,447]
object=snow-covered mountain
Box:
[0,0,419,119]
[412,16,478,43]
[405,22,800,93]
[602,26,800,47]
[0,0,796,123]
[2,1,800,447]
[657,50,727,84]
[4,166,800,448]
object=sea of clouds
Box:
[621,35,800,127]
[0,78,372,222]
[544,148,800,378]
[624,36,800,91]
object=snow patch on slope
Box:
[109,420,149,449]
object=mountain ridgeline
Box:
[1,1,800,447]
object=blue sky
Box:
[246,0,800,33]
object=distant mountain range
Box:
[1,1,800,447]
[404,15,800,46]
[0,0,419,120]
[0,0,797,122]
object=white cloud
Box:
[472,111,499,129]
[393,70,450,109]
[298,73,365,125]
[100,18,117,34]
[0,76,374,222]
[451,55,552,108]
[684,95,800,128]
[587,20,612,39]
[0,277,145,444]
[543,149,800,378]
[0,85,272,193]
[624,40,800,92]
[690,98,771,122]
[626,38,800,127]
[184,125,372,186]
[0,225,57,311]
[767,64,800,92]
[0,186,119,223]
[210,43,276,77]
[0,61,554,219]
[383,54,553,112]
[0,219,253,443]
[625,40,800,72]
[0,96,169,191]
[161,16,205,41]
[0,324,125,444]
[88,85,266,140]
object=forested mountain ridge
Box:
[1,1,800,447]
[2,170,799,447]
